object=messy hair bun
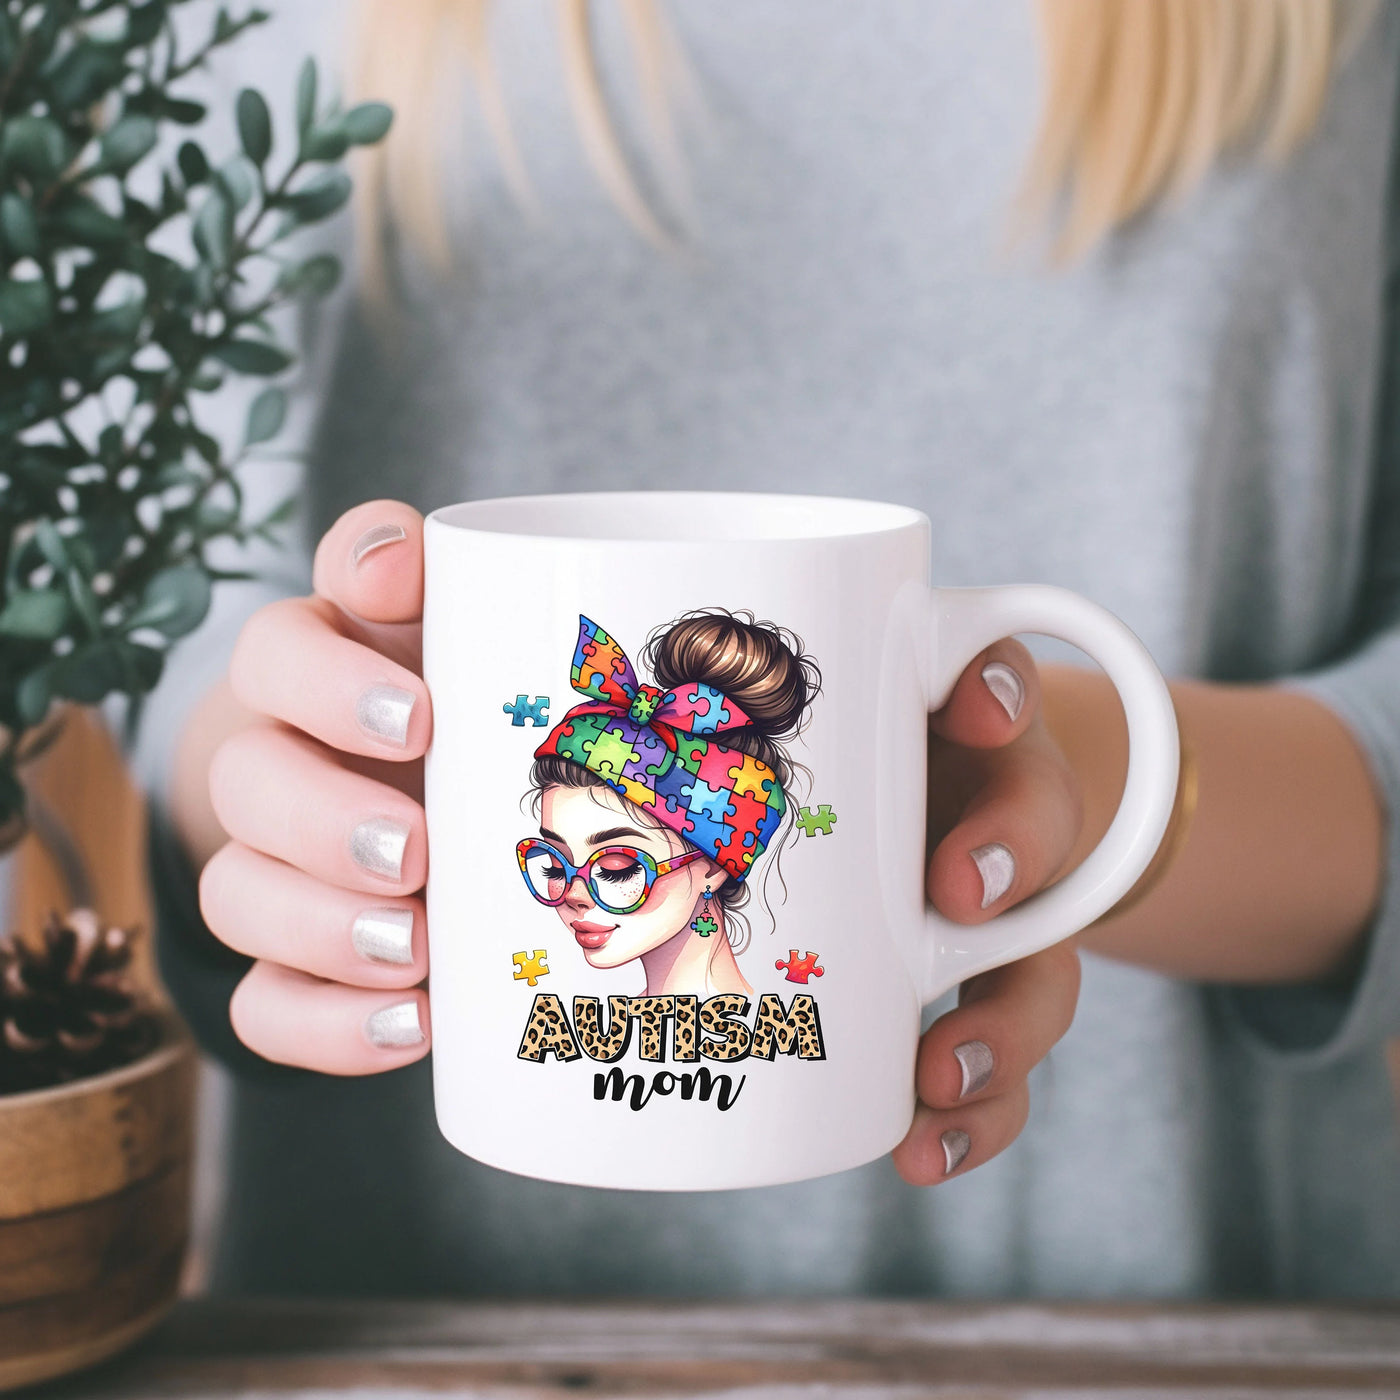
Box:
[642,610,820,797]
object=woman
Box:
[520,610,814,997]
[161,1,1400,1296]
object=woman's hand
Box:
[892,643,1084,1184]
[199,500,435,1074]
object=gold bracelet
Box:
[1088,726,1198,927]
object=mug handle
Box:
[919,585,1179,1004]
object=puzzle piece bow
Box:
[535,616,787,883]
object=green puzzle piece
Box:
[585,725,641,779]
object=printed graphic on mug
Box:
[510,612,832,1100]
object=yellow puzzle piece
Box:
[512,949,550,986]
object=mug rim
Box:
[426,491,928,545]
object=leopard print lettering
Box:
[750,992,826,1060]
[672,995,699,1062]
[573,995,633,1062]
[627,996,675,1061]
[515,992,581,1062]
[699,993,752,1061]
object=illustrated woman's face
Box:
[536,785,719,969]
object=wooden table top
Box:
[29,1297,1400,1399]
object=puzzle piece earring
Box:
[690,884,718,937]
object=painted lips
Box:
[571,921,615,950]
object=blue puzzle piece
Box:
[680,802,738,860]
[682,682,733,735]
[682,776,733,823]
[504,694,550,727]
[650,764,688,815]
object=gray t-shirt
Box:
[151,0,1400,1297]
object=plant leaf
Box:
[0,590,70,640]
[208,338,293,374]
[341,102,393,146]
[48,640,163,706]
[244,385,287,445]
[126,2,166,47]
[300,124,348,163]
[64,566,102,637]
[295,57,317,140]
[193,189,233,268]
[122,565,212,638]
[99,114,158,173]
[217,157,256,212]
[50,195,129,246]
[160,96,208,125]
[276,252,341,297]
[280,169,351,224]
[17,669,53,727]
[178,140,210,186]
[45,40,125,110]
[236,88,272,166]
[1,116,68,181]
[0,278,54,335]
[0,194,39,258]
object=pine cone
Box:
[0,911,159,1095]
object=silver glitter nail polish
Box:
[953,1040,995,1099]
[352,907,415,966]
[981,660,1025,722]
[970,842,1015,909]
[356,684,415,747]
[350,816,410,882]
[942,1128,971,1175]
[365,1000,424,1048]
[352,523,406,566]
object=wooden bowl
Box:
[0,1018,196,1391]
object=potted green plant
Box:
[0,1,390,1385]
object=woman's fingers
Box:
[200,842,426,989]
[892,1082,1031,1185]
[208,725,426,896]
[891,941,1082,1186]
[926,731,1083,922]
[924,637,1081,922]
[915,940,1081,1108]
[230,960,430,1074]
[311,499,425,626]
[931,639,1041,748]
[230,596,431,761]
[210,499,433,1078]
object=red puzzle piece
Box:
[776,949,824,984]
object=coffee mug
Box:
[422,492,1177,1191]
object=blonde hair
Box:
[349,0,1371,288]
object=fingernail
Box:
[352,907,415,965]
[356,684,415,747]
[981,661,1024,722]
[953,1039,995,1098]
[351,816,410,882]
[352,523,406,566]
[970,842,1015,909]
[365,999,424,1048]
[941,1128,971,1175]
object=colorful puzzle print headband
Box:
[534,617,787,882]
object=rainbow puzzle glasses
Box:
[515,839,705,915]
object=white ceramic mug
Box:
[422,492,1178,1191]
